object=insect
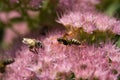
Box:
[57,38,81,45]
[0,58,15,73]
[22,38,43,54]
[2,58,15,65]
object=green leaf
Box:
[96,0,120,18]
[116,37,120,48]
[39,0,58,26]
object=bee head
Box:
[57,38,69,45]
[36,41,43,48]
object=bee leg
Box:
[29,48,38,54]
[29,46,36,54]
[34,48,38,54]
[33,47,39,54]
[29,48,35,53]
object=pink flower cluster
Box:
[58,0,100,12]
[2,29,120,80]
[58,11,120,34]
[1,0,120,80]
[0,11,21,23]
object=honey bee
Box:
[0,58,14,73]
[57,38,81,45]
[22,38,43,54]
[2,58,15,65]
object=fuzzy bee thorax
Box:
[22,38,36,46]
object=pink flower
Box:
[29,0,43,9]
[0,12,9,23]
[1,0,120,80]
[57,11,120,34]
[0,10,21,24]
[58,0,100,12]
[12,22,29,35]
[8,11,21,20]
[3,28,17,45]
[4,29,120,80]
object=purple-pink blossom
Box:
[57,11,120,34]
[58,0,100,12]
[2,29,120,80]
[1,0,120,80]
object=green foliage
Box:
[39,0,58,26]
[77,28,115,45]
[0,0,13,11]
[96,0,120,19]
[116,37,120,48]
[114,7,120,19]
[96,0,114,12]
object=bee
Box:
[22,38,43,54]
[2,58,15,65]
[0,58,14,73]
[57,38,81,45]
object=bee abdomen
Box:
[57,38,81,45]
[3,58,15,65]
[57,38,70,45]
[70,39,81,45]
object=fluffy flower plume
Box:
[2,29,120,80]
[58,0,100,12]
[58,11,120,34]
